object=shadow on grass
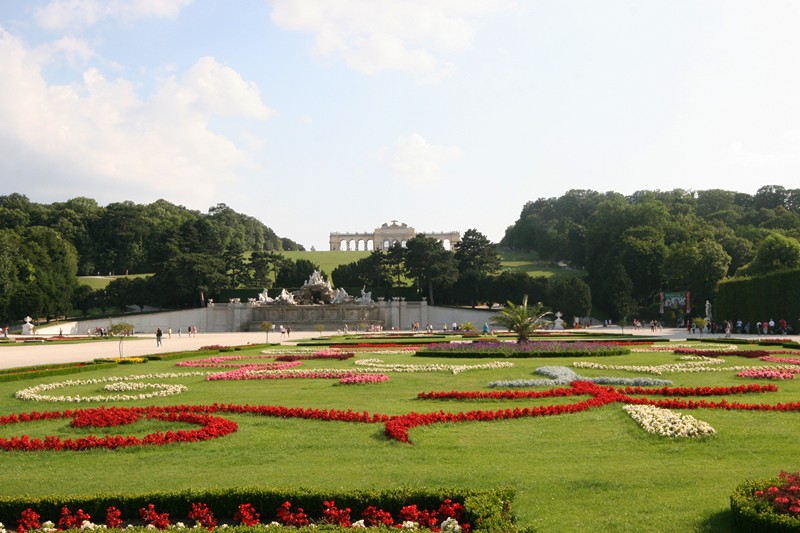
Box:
[695,508,733,532]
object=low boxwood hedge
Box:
[0,486,528,532]
[0,362,118,383]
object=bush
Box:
[731,472,800,532]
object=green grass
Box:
[77,273,152,290]
[281,250,370,277]
[500,251,587,278]
[74,251,583,292]
[1,342,799,531]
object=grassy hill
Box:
[286,249,587,279]
[77,251,586,290]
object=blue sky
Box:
[2,1,800,250]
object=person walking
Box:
[156,328,163,347]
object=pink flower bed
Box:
[736,369,798,380]
[338,374,389,385]
[761,355,800,365]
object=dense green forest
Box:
[4,185,800,326]
[0,194,302,321]
[501,185,800,320]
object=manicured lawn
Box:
[1,339,798,531]
[77,273,152,290]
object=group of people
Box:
[630,319,663,332]
[155,325,198,346]
[684,318,795,336]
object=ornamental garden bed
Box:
[2,486,509,532]
[1,338,800,531]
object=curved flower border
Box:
[14,372,211,403]
[0,407,238,451]
[0,381,795,450]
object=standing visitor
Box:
[156,328,163,347]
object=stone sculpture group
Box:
[254,271,372,306]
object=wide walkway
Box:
[0,327,797,371]
[0,331,335,370]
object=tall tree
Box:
[331,250,391,288]
[663,239,730,308]
[738,233,800,276]
[454,228,501,275]
[384,242,407,285]
[403,235,458,305]
[546,277,592,323]
[155,253,227,308]
[246,250,284,287]
[275,258,321,287]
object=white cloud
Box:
[35,0,193,30]
[38,36,95,66]
[0,29,272,206]
[269,0,510,80]
[375,133,462,185]
[157,56,273,119]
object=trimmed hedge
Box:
[416,347,631,358]
[0,486,526,532]
[0,362,118,383]
[731,477,800,532]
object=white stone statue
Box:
[331,287,352,304]
[356,286,373,305]
[22,316,34,335]
[257,289,274,304]
[304,270,328,287]
[276,288,297,305]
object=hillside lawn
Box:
[77,251,584,291]
[0,340,797,532]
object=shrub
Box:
[731,471,800,532]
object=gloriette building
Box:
[330,220,460,251]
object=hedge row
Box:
[415,347,631,359]
[716,269,800,330]
[0,486,526,533]
[700,338,800,349]
[0,362,118,383]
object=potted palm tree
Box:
[491,295,552,343]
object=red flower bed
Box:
[15,499,471,531]
[393,381,793,444]
[0,381,797,450]
[0,406,238,452]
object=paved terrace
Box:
[0,327,798,371]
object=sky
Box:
[2,1,800,251]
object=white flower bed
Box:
[631,343,738,353]
[354,358,514,375]
[14,372,210,402]
[623,404,716,438]
[572,361,797,375]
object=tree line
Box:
[501,185,800,321]
[328,229,592,322]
